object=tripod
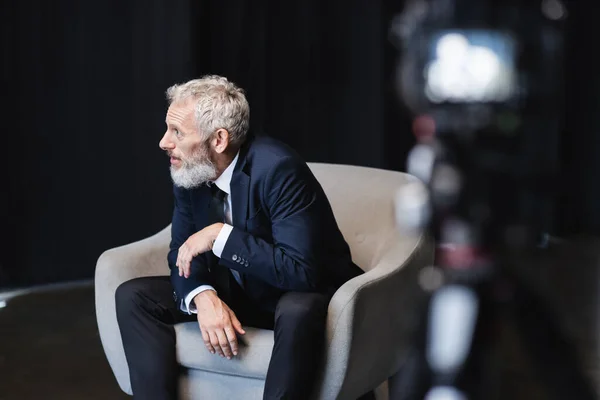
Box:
[391,130,597,400]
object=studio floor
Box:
[0,282,128,400]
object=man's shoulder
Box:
[242,135,316,187]
[249,136,299,158]
[246,135,305,167]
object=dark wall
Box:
[1,0,598,288]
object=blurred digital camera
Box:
[391,0,568,248]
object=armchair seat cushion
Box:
[175,323,274,380]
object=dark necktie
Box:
[207,184,232,299]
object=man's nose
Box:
[159,131,174,151]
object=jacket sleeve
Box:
[219,156,325,291]
[168,185,214,302]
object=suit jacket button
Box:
[232,254,238,261]
[244,261,249,267]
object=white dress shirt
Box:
[182,151,242,314]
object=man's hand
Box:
[177,223,224,278]
[194,290,245,359]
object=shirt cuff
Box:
[212,223,233,258]
[183,285,216,314]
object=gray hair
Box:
[166,75,250,147]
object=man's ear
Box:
[212,128,230,154]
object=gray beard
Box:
[170,159,217,189]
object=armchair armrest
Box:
[95,224,172,394]
[315,231,434,399]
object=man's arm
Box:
[168,185,215,309]
[220,156,326,291]
[169,185,244,358]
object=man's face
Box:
[159,99,217,188]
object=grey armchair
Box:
[95,163,434,399]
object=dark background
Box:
[1,0,598,288]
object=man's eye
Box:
[174,129,181,136]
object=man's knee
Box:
[274,292,328,328]
[115,278,148,316]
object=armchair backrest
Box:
[307,163,423,272]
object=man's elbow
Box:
[274,251,320,291]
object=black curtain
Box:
[559,1,600,236]
[1,0,599,288]
[2,1,198,287]
[192,0,396,167]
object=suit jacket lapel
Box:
[230,136,253,231]
[231,172,249,231]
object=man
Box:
[115,75,365,399]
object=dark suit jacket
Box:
[168,135,363,312]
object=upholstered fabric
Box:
[95,163,434,399]
[176,324,274,379]
[309,163,420,271]
[179,368,266,400]
[95,225,171,395]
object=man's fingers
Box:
[216,330,233,359]
[183,260,189,278]
[209,331,224,357]
[177,249,185,276]
[200,326,215,354]
[181,249,189,278]
[224,326,239,356]
[177,248,191,278]
[230,311,246,335]
[183,253,191,278]
[181,251,187,277]
[177,244,189,277]
[185,259,192,278]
